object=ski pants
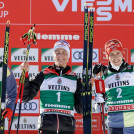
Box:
[108,127,123,134]
[108,127,134,134]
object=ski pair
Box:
[8,25,36,134]
[81,4,94,134]
[0,20,10,134]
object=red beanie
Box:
[105,39,123,58]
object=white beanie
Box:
[53,40,70,59]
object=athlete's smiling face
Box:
[53,48,68,67]
[109,50,123,66]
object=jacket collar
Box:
[48,64,71,75]
[108,59,129,73]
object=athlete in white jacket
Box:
[90,39,134,134]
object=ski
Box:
[82,4,89,133]
[0,20,10,133]
[82,5,94,134]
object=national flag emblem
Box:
[116,74,120,80]
[57,78,62,84]
[127,66,131,70]
[23,49,27,55]
[23,118,27,123]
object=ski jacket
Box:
[0,62,17,111]
[23,64,83,132]
[99,60,134,128]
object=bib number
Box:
[56,92,61,102]
[116,88,122,98]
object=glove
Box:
[1,108,13,119]
[93,63,107,74]
[95,93,105,103]
[94,103,101,112]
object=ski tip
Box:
[84,4,94,12]
[84,3,88,8]
[84,3,87,6]
[89,7,94,12]
[6,20,10,27]
[7,20,10,24]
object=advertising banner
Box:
[0,0,134,134]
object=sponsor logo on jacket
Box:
[48,85,70,91]
[108,80,129,88]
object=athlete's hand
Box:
[20,62,29,72]
[95,93,105,103]
[89,77,95,86]
[1,108,13,119]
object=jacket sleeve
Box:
[74,78,83,114]
[23,71,44,102]
[6,67,17,111]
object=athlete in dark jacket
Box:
[0,62,17,117]
[21,40,83,134]
[0,62,17,132]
